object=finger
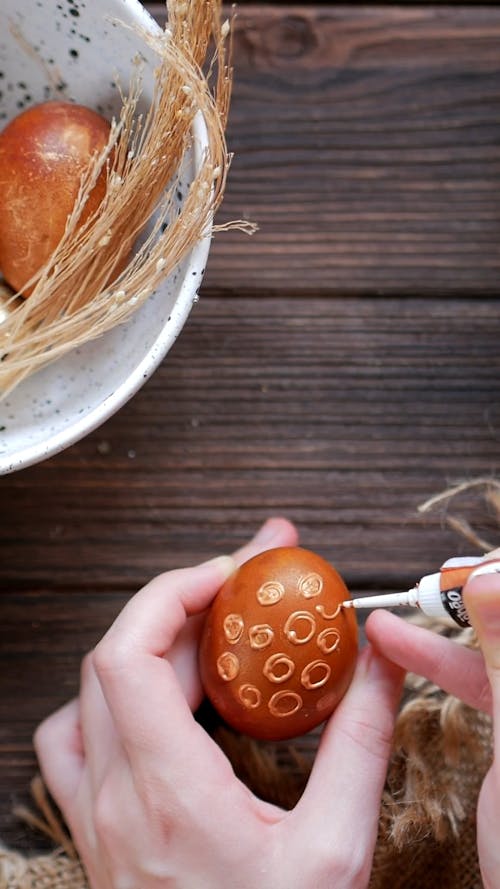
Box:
[232,517,299,566]
[92,556,236,766]
[296,646,403,863]
[463,573,500,887]
[168,517,300,706]
[365,609,491,713]
[110,517,298,663]
[34,699,84,813]
[97,642,243,804]
[99,554,237,663]
[34,700,102,868]
[484,547,500,561]
[79,652,120,794]
[464,574,500,739]
[95,523,299,772]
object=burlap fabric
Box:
[0,850,86,889]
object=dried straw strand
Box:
[419,477,500,552]
[0,0,238,396]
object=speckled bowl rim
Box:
[0,2,212,476]
[0,196,211,474]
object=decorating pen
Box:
[342,556,500,628]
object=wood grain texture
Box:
[1,4,500,853]
[209,4,500,295]
[3,294,500,587]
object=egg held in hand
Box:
[199,546,358,741]
[0,101,111,296]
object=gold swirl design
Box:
[216,651,240,681]
[317,627,340,654]
[315,603,342,620]
[268,690,303,718]
[223,613,244,644]
[283,610,316,645]
[299,572,323,598]
[301,660,331,690]
[248,624,274,650]
[263,652,295,684]
[257,580,285,606]
[238,684,262,709]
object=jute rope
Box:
[0,851,86,889]
[0,779,86,888]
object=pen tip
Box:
[342,600,353,608]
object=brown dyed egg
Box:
[0,101,111,295]
[199,546,358,741]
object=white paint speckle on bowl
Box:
[0,0,211,474]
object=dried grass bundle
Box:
[419,476,500,552]
[0,0,241,396]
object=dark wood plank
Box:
[3,295,500,594]
[158,4,500,295]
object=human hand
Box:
[366,565,500,889]
[35,520,404,889]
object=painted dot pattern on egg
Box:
[216,651,240,682]
[199,546,358,741]
[223,613,244,644]
[256,580,285,606]
[248,624,274,650]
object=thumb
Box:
[464,573,500,673]
[463,570,500,889]
[463,573,500,721]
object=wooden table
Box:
[2,1,500,852]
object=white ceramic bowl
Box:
[0,0,211,474]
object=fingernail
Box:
[252,518,284,546]
[362,645,387,679]
[464,576,500,668]
[200,554,237,580]
[360,643,405,687]
[465,575,500,630]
